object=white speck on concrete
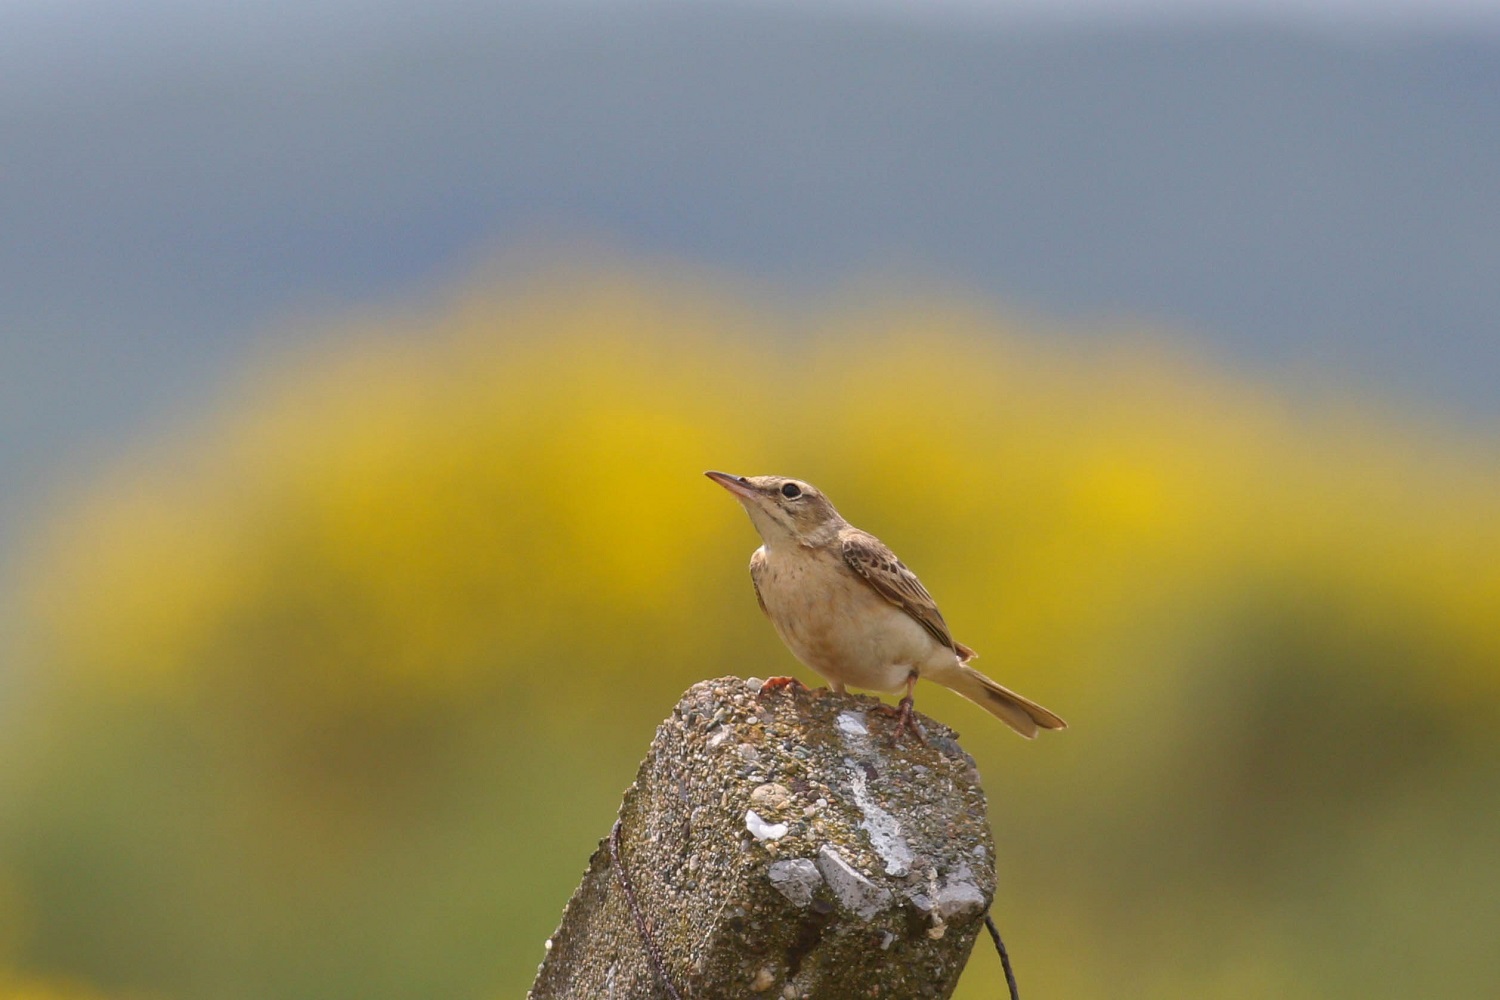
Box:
[746,809,789,841]
[836,710,869,737]
[767,858,823,907]
[816,844,893,920]
[847,767,914,877]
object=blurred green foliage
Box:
[2,269,1497,999]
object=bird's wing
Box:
[840,528,959,653]
[749,546,770,617]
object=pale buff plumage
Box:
[706,471,1066,739]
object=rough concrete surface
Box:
[528,676,997,999]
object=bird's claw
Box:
[881,694,926,745]
[759,676,810,696]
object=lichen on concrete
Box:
[528,677,997,1000]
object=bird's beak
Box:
[705,470,759,501]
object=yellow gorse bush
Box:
[19,274,1498,708]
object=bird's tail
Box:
[938,663,1067,740]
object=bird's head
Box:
[705,471,844,547]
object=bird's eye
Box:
[781,483,802,499]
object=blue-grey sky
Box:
[2,0,1498,572]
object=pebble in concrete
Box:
[816,844,893,921]
[934,880,987,922]
[766,858,823,908]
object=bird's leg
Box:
[759,676,810,696]
[872,672,925,740]
[892,671,924,743]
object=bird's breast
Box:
[753,546,945,693]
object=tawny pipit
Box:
[707,472,1066,739]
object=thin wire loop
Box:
[983,912,1021,1000]
[609,819,685,1000]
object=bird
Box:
[706,471,1066,739]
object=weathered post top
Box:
[529,677,998,999]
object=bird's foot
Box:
[879,694,926,745]
[759,676,810,696]
[894,698,927,744]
